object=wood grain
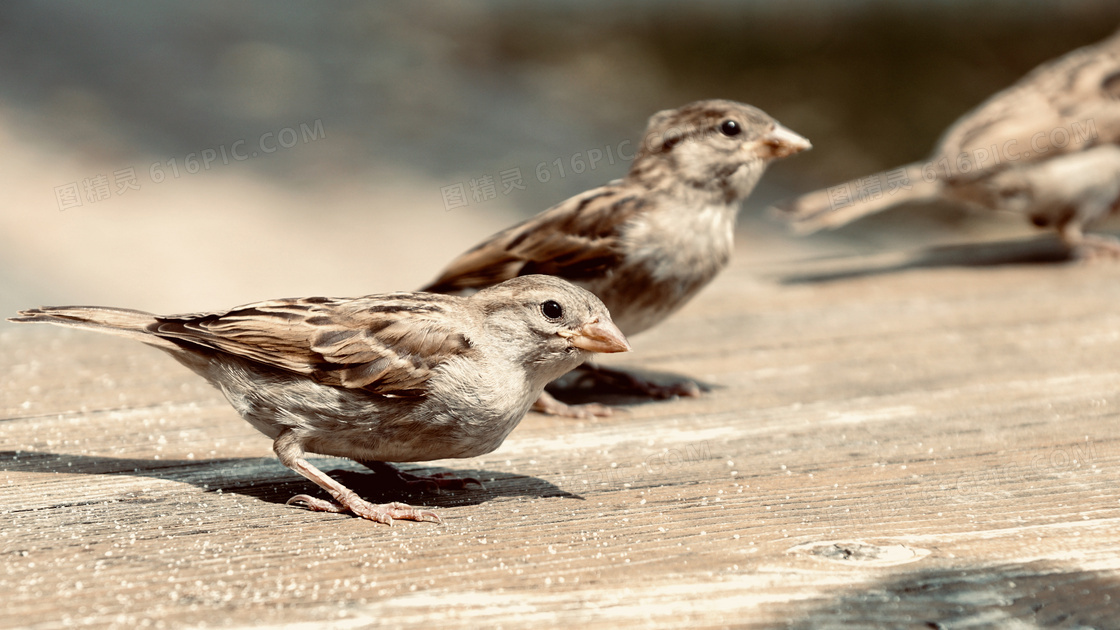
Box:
[3,237,1120,629]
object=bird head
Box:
[630,99,811,203]
[472,275,629,384]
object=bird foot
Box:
[532,390,614,418]
[286,493,441,526]
[1070,234,1120,261]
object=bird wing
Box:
[934,29,1120,180]
[151,294,473,395]
[422,182,647,293]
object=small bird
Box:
[423,99,810,416]
[775,28,1120,258]
[10,275,630,525]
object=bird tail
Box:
[9,305,182,352]
[772,162,942,234]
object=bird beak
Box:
[563,318,631,354]
[760,124,811,159]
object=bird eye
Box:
[719,120,741,137]
[540,300,563,320]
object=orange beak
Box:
[565,318,631,354]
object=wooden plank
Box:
[3,239,1120,628]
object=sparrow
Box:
[423,99,810,416]
[775,28,1120,258]
[10,275,630,525]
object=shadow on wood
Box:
[546,365,718,408]
[786,561,1120,628]
[780,236,1075,285]
[0,450,580,513]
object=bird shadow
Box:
[780,235,1075,285]
[784,559,1120,628]
[544,365,717,408]
[0,450,581,510]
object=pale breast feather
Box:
[620,201,736,283]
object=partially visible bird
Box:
[775,28,1120,258]
[424,99,810,416]
[10,275,630,525]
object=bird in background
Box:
[775,28,1120,259]
[11,275,630,525]
[424,99,811,417]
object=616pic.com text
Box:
[53,120,326,211]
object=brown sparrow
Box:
[423,99,810,416]
[776,28,1120,258]
[10,275,630,525]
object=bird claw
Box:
[532,391,614,418]
[286,493,441,525]
[1071,234,1120,261]
[287,494,346,513]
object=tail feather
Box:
[772,162,942,234]
[9,306,181,352]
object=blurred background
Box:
[1,0,1119,323]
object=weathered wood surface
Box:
[3,236,1120,629]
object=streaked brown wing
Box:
[151,294,472,395]
[934,30,1120,179]
[422,183,648,293]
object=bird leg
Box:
[274,430,440,525]
[359,460,484,494]
[531,390,614,418]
